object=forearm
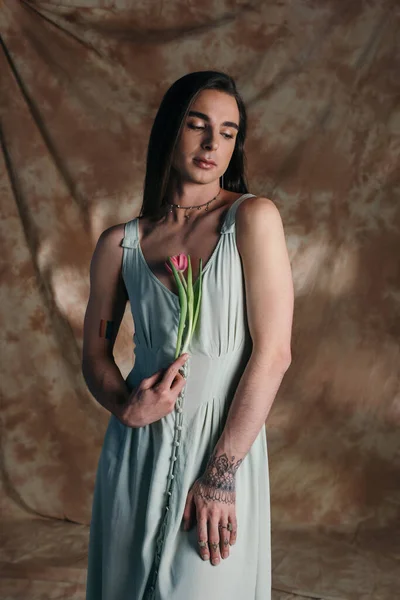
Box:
[206,351,290,471]
[82,355,132,417]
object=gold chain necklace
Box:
[166,188,221,221]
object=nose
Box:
[201,128,219,151]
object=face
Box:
[171,89,240,185]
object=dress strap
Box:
[121,217,139,248]
[220,193,256,234]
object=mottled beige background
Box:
[0,0,399,598]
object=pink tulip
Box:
[165,252,203,358]
[165,253,188,274]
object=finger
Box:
[219,523,230,559]
[208,518,221,566]
[229,515,238,546]
[162,354,189,389]
[187,492,197,530]
[197,517,209,561]
[141,368,165,388]
[170,370,187,394]
[181,490,193,531]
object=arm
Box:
[81,223,132,416]
[204,197,293,477]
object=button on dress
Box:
[86,193,271,600]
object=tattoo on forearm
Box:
[193,450,243,505]
[99,319,114,340]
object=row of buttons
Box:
[143,358,190,600]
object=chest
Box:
[137,214,227,294]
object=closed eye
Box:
[187,124,234,139]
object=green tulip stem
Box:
[181,256,194,354]
[178,270,187,292]
[168,258,188,359]
[192,258,203,335]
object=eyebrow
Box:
[188,110,239,131]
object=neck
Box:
[165,178,221,209]
[164,182,223,225]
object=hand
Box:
[116,353,190,427]
[181,450,241,566]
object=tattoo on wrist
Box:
[99,319,114,340]
[193,450,243,505]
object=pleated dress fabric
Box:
[86,193,271,600]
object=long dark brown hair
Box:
[139,71,249,222]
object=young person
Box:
[82,70,293,599]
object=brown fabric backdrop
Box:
[1,0,399,598]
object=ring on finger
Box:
[218,523,233,532]
[210,541,219,552]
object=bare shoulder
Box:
[89,222,128,274]
[235,196,284,249]
[95,222,126,250]
[236,194,281,220]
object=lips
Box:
[194,157,217,168]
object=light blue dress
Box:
[86,193,271,600]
